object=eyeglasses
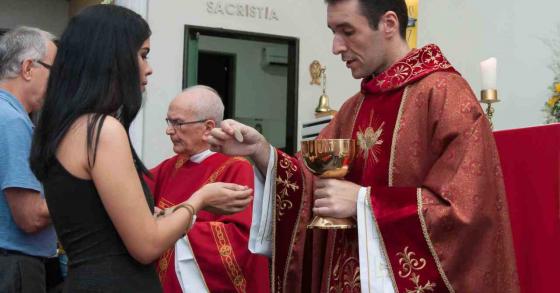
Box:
[165,118,207,129]
[35,60,52,70]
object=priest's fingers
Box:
[209,127,232,142]
[314,178,339,189]
[313,186,332,199]
[218,119,242,140]
[313,206,334,217]
[219,119,237,134]
[220,120,261,144]
[313,204,349,218]
[207,132,228,153]
[314,178,327,188]
[313,198,331,208]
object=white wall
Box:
[199,36,288,148]
[0,0,68,36]
[143,0,358,167]
[419,0,559,130]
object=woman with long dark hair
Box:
[30,5,252,292]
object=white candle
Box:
[480,57,497,90]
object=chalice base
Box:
[307,216,356,229]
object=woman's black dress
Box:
[43,159,161,292]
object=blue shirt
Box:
[0,88,56,257]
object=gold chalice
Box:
[301,139,356,229]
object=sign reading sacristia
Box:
[206,1,279,21]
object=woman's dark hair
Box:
[30,4,151,180]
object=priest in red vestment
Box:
[145,86,270,293]
[207,0,519,292]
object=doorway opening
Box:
[184,26,299,155]
[197,51,236,119]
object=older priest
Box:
[146,86,269,293]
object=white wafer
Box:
[233,128,244,143]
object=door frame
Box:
[183,26,299,155]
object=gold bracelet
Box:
[172,203,196,216]
[172,203,196,235]
[156,209,166,218]
[184,203,195,215]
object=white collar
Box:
[189,149,215,163]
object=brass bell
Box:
[316,93,331,113]
[314,66,335,116]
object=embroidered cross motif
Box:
[277,172,298,194]
[276,171,297,218]
[275,154,298,219]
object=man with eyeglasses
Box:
[0,27,57,293]
[144,85,270,293]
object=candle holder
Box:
[480,89,500,129]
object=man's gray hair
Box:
[0,26,56,81]
[183,85,225,124]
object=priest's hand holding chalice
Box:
[207,119,359,231]
[301,139,356,229]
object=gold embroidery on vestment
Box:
[329,231,361,292]
[388,86,410,187]
[396,246,435,293]
[275,153,298,220]
[357,111,385,166]
[210,222,247,293]
[417,188,455,292]
[174,155,188,170]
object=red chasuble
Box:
[271,44,519,292]
[145,152,270,293]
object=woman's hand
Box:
[188,182,253,215]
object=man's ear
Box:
[380,11,400,38]
[203,119,216,136]
[201,120,214,142]
[206,119,216,130]
[21,59,34,81]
